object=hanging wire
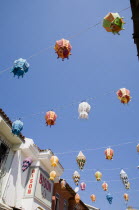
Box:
[55,140,137,155]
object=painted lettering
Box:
[29,184,32,188]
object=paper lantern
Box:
[49,171,56,181]
[116,88,131,104]
[80,182,86,190]
[11,58,29,78]
[136,144,139,152]
[12,119,23,136]
[95,171,102,181]
[54,39,72,60]
[78,102,91,119]
[102,182,108,191]
[61,179,66,189]
[105,148,114,160]
[72,171,80,185]
[103,12,125,35]
[124,193,129,201]
[45,111,57,127]
[120,169,130,189]
[125,182,130,190]
[90,194,96,202]
[50,155,59,167]
[75,193,80,204]
[106,193,113,204]
[22,157,32,172]
[76,151,86,170]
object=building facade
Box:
[0,109,63,210]
[52,181,98,210]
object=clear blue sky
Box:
[1,0,139,209]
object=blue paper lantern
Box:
[12,119,23,136]
[11,58,29,78]
[106,193,113,204]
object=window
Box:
[0,140,10,170]
[64,199,68,210]
[55,193,60,210]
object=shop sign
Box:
[35,168,53,207]
[25,167,38,197]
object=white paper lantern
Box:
[78,102,91,119]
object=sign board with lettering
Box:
[24,167,53,207]
[25,167,39,197]
[35,168,53,207]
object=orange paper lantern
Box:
[102,182,108,191]
[54,39,72,60]
[75,193,80,204]
[90,194,96,202]
[124,193,129,201]
[45,111,57,127]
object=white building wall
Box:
[3,150,29,208]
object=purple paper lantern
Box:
[80,182,86,190]
[22,157,33,172]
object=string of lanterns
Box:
[10,87,132,135]
[0,7,130,77]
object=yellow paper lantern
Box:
[49,171,56,181]
[75,193,80,204]
[95,171,102,181]
[90,194,96,202]
[50,155,59,167]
